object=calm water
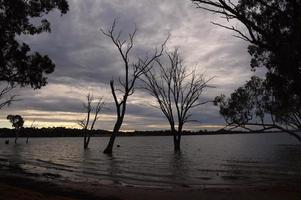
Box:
[1,133,301,188]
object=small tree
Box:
[100,20,167,154]
[141,49,212,152]
[78,93,104,149]
[7,115,24,143]
[26,120,36,144]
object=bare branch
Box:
[0,84,18,110]
[141,49,213,135]
[101,20,168,153]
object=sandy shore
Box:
[1,170,301,200]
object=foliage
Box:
[193,0,301,129]
[0,0,69,89]
[7,114,24,129]
[215,76,301,132]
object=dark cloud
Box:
[1,0,259,130]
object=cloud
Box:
[1,0,260,131]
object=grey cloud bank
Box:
[1,0,259,130]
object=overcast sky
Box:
[1,0,261,131]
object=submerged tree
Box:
[141,49,212,152]
[215,76,301,141]
[7,114,24,143]
[192,0,301,132]
[78,93,105,149]
[100,20,167,154]
[26,120,36,144]
[0,0,69,109]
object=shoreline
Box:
[1,169,301,200]
[2,126,300,139]
[2,131,300,139]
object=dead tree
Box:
[26,120,36,144]
[101,20,167,154]
[78,93,105,149]
[141,49,213,152]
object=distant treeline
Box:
[0,127,105,138]
[0,127,285,138]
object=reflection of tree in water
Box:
[106,154,121,184]
[168,152,190,186]
[8,144,24,171]
[77,149,122,184]
[221,144,301,184]
[79,149,93,174]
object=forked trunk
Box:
[84,131,91,149]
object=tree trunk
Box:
[84,131,91,149]
[14,129,19,144]
[84,131,88,149]
[174,138,181,152]
[103,117,123,154]
[24,128,29,144]
[172,130,181,152]
[86,136,91,148]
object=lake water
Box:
[1,133,301,188]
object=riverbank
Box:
[1,170,301,200]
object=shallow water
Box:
[1,133,301,188]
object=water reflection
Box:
[168,151,189,185]
[0,134,301,187]
[8,144,24,171]
[107,155,122,184]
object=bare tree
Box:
[141,49,213,152]
[100,20,168,154]
[78,93,105,149]
[26,120,36,144]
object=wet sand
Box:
[1,170,301,200]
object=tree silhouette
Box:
[193,0,301,132]
[215,76,301,142]
[0,0,69,108]
[78,93,104,149]
[7,114,24,143]
[0,84,17,110]
[100,20,167,154]
[142,49,212,152]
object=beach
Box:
[1,169,301,200]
